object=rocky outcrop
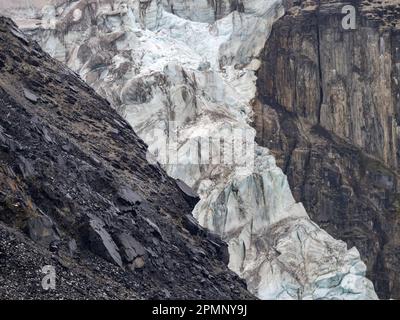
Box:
[256,0,400,299]
[4,0,379,299]
[0,16,253,299]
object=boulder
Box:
[176,179,200,208]
[117,186,142,206]
[86,218,123,268]
[23,87,38,103]
[143,217,164,240]
[115,233,146,263]
[26,215,59,247]
[16,155,35,178]
[182,214,202,236]
[132,256,145,269]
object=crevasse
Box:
[10,0,377,299]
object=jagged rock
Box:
[25,215,59,247]
[87,219,123,268]
[176,179,200,208]
[117,186,142,206]
[23,87,38,103]
[207,238,230,266]
[182,214,201,235]
[68,239,78,256]
[0,128,18,152]
[49,240,60,253]
[143,217,164,241]
[132,256,145,270]
[16,155,35,178]
[115,233,146,263]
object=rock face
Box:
[256,0,400,299]
[0,16,253,299]
[4,0,379,299]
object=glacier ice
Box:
[8,0,378,299]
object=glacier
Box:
[5,0,378,299]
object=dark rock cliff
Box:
[255,0,400,299]
[0,16,252,299]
